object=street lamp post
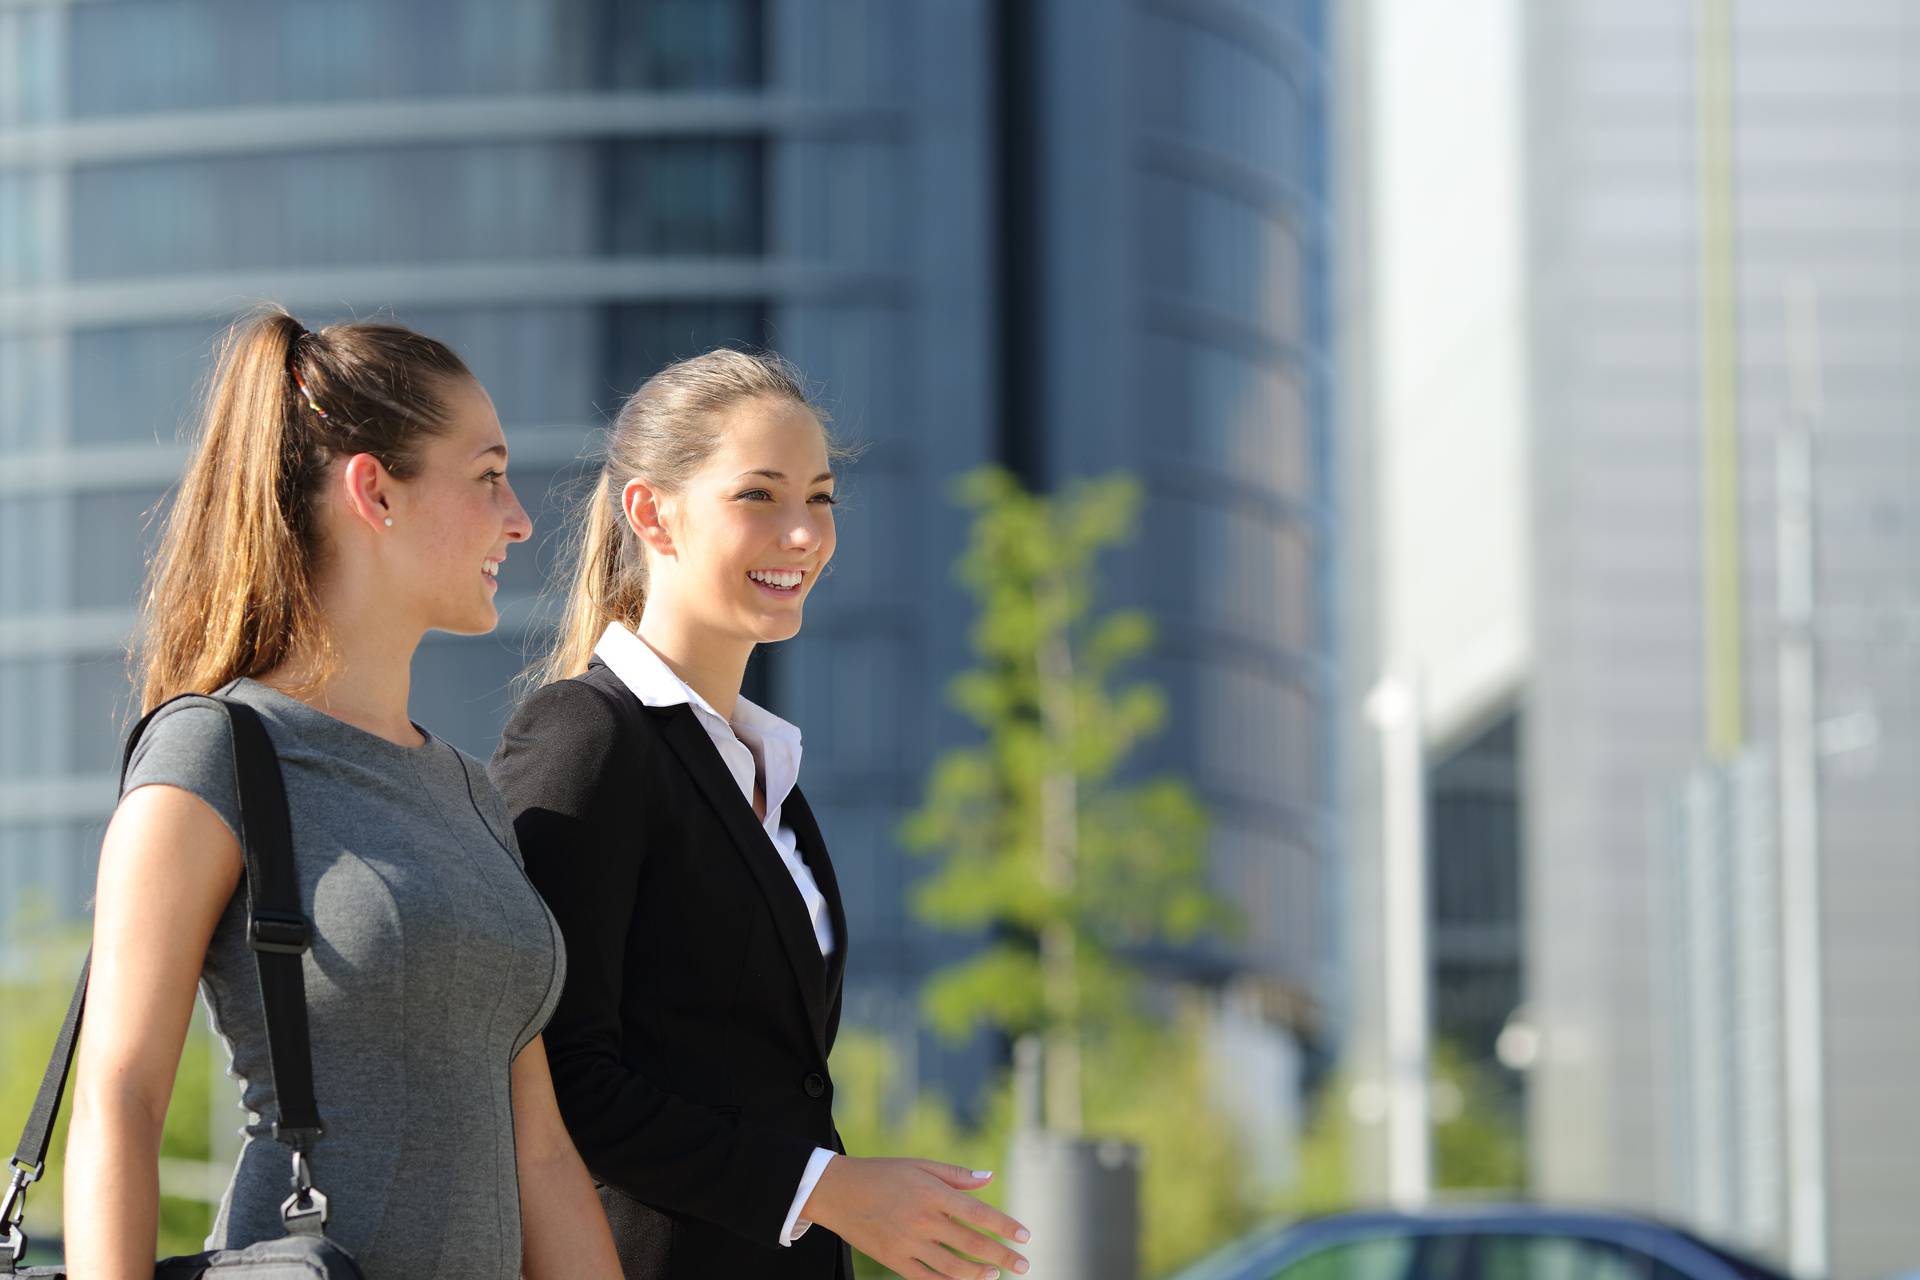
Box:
[1776,279,1829,1279]
[1368,670,1433,1209]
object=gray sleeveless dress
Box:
[121,677,565,1280]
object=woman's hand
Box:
[801,1156,1030,1280]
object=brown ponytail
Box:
[522,347,838,694]
[134,308,472,711]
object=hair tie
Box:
[285,323,329,419]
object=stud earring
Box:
[383,517,394,527]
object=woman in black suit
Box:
[491,350,1030,1280]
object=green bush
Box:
[834,1014,1281,1280]
[2,922,219,1261]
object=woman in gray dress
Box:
[61,311,622,1280]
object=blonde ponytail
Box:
[525,467,650,691]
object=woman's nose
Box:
[505,487,533,542]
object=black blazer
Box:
[491,660,853,1279]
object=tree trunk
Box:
[1037,599,1082,1134]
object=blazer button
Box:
[803,1072,827,1098]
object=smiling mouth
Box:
[747,568,805,594]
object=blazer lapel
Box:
[781,785,847,1015]
[650,703,831,1047]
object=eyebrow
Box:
[473,445,508,462]
[736,469,835,484]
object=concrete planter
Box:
[1006,1129,1142,1280]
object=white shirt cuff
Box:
[778,1148,838,1246]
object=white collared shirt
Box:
[594,622,835,954]
[592,622,837,1244]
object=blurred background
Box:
[0,0,1915,1277]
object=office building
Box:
[1523,2,1920,1274]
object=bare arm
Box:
[63,784,241,1280]
[512,1035,622,1280]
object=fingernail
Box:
[1015,1261,1031,1275]
[1015,1227,1031,1244]
[972,1169,994,1180]
[985,1271,1000,1280]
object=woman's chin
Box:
[752,610,805,643]
[431,604,501,638]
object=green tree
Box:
[900,467,1221,1133]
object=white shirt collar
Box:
[592,620,803,804]
[595,620,720,717]
[593,620,831,957]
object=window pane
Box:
[1190,501,1315,654]
[0,655,131,782]
[71,489,166,611]
[69,655,138,775]
[0,659,62,782]
[66,0,766,116]
[0,173,47,290]
[607,141,764,257]
[608,302,766,389]
[71,144,601,281]
[70,323,219,446]
[67,0,603,117]
[395,306,606,427]
[0,9,61,126]
[604,0,763,90]
[1271,1236,1417,1280]
[1142,173,1307,343]
[1,336,61,452]
[1136,10,1314,190]
[1145,335,1316,503]
[1,494,66,615]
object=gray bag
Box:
[1,697,362,1279]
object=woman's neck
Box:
[261,595,425,747]
[633,611,751,722]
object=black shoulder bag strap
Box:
[2,695,330,1272]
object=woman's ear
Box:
[622,477,675,558]
[339,453,396,533]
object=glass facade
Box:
[2,0,1337,1129]
[1092,0,1335,999]
[65,0,764,116]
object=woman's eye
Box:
[811,493,838,506]
[481,469,504,484]
[737,489,773,501]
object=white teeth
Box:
[749,569,802,589]
[482,560,499,577]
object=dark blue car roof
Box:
[1171,1204,1791,1280]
